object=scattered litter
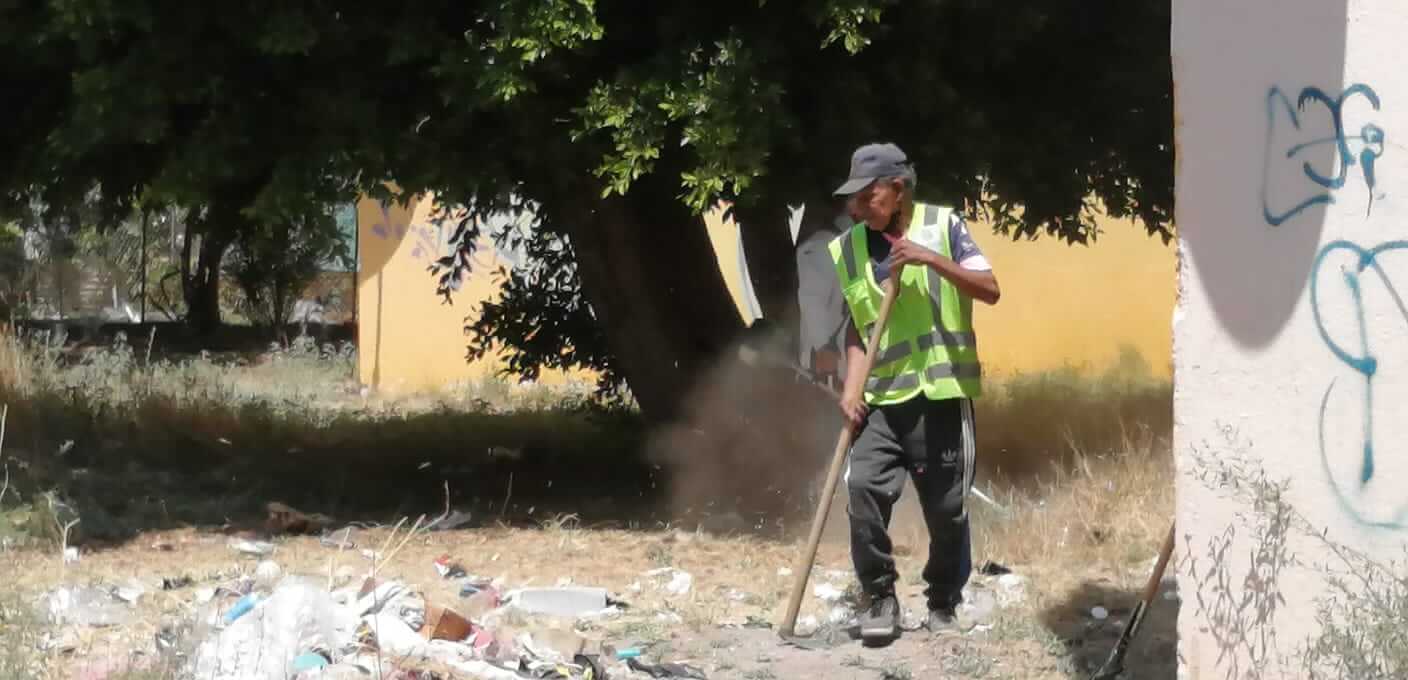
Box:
[615,647,642,660]
[626,658,708,679]
[901,609,926,631]
[194,576,360,679]
[229,539,275,557]
[512,587,609,617]
[255,560,283,586]
[794,615,819,637]
[434,554,467,579]
[361,611,428,657]
[828,604,855,625]
[162,576,195,591]
[43,586,134,627]
[428,510,473,532]
[783,619,856,650]
[970,486,1006,512]
[155,626,183,652]
[575,654,608,680]
[152,541,175,552]
[725,589,748,602]
[645,568,693,596]
[291,651,329,673]
[356,580,409,617]
[996,574,1027,604]
[113,580,147,604]
[458,580,494,598]
[978,561,1012,576]
[1091,606,1110,621]
[776,567,793,578]
[222,593,262,625]
[956,590,999,630]
[422,604,474,642]
[655,611,683,624]
[194,587,217,604]
[320,527,358,550]
[63,546,80,564]
[813,583,845,603]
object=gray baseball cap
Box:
[833,143,914,196]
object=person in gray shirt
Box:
[795,195,864,389]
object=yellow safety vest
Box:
[827,203,982,405]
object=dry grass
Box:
[0,326,1181,678]
[976,424,1173,571]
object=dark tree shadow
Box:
[1039,577,1179,679]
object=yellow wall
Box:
[355,193,593,393]
[360,194,1173,393]
[966,214,1174,379]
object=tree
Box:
[225,206,350,332]
[430,0,1174,417]
[0,0,1172,419]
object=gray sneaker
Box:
[926,606,959,634]
[859,594,900,640]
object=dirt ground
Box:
[3,482,1179,680]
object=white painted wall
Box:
[1174,0,1407,676]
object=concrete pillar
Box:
[1174,0,1407,677]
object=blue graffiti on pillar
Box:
[1310,239,1408,529]
[1262,85,1385,226]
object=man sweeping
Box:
[827,142,1001,641]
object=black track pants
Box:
[846,395,975,610]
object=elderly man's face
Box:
[854,178,905,231]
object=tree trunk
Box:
[556,174,747,421]
[181,226,231,336]
[187,234,228,335]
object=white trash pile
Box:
[188,572,626,680]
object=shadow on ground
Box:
[0,364,843,550]
[1039,578,1179,679]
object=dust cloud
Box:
[644,321,939,548]
[645,322,840,536]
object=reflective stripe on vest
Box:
[873,329,978,368]
[868,361,982,393]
